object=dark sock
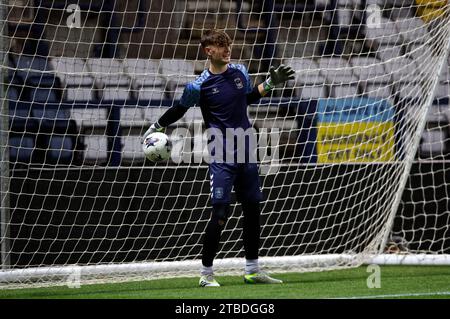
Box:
[242,201,261,261]
[202,203,230,267]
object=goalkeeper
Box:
[143,29,295,287]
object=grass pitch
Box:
[0,266,449,299]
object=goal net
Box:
[1,0,450,289]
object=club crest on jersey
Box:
[214,187,224,199]
[234,77,243,89]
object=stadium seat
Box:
[160,59,196,100]
[336,8,357,26]
[123,59,164,86]
[420,129,446,157]
[384,57,418,83]
[7,69,23,101]
[32,108,72,131]
[433,83,449,99]
[364,82,393,99]
[51,57,96,101]
[296,71,327,85]
[9,135,35,163]
[86,58,131,101]
[396,82,424,99]
[143,107,171,124]
[7,86,19,101]
[70,108,108,128]
[121,135,145,162]
[86,58,130,86]
[10,54,57,87]
[365,18,399,45]
[438,63,450,83]
[29,87,59,103]
[101,87,130,101]
[364,0,386,4]
[376,44,403,62]
[394,17,429,42]
[83,135,108,163]
[406,43,430,61]
[65,87,94,101]
[351,57,390,81]
[9,107,37,132]
[123,59,166,100]
[299,85,328,99]
[283,58,327,99]
[46,135,75,164]
[50,57,94,87]
[120,107,146,127]
[138,87,166,101]
[283,58,319,81]
[160,59,195,77]
[11,54,52,75]
[318,57,358,84]
[331,84,359,98]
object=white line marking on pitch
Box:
[334,291,450,299]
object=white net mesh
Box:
[1,0,450,288]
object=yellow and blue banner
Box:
[316,98,395,163]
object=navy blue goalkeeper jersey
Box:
[179,63,263,203]
[179,63,253,130]
[179,63,256,162]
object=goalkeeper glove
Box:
[143,122,165,141]
[263,64,296,91]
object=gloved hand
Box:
[142,122,165,142]
[265,64,296,89]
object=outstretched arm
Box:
[247,64,295,104]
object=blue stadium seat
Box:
[9,135,35,163]
[10,54,60,97]
[9,107,38,132]
[7,70,26,103]
[29,87,59,103]
[32,108,71,131]
[11,54,52,78]
[46,135,75,164]
[7,86,19,101]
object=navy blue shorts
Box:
[209,162,263,204]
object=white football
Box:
[142,132,172,162]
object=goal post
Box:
[0,0,10,270]
[1,0,450,289]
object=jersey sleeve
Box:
[243,65,253,94]
[179,82,201,108]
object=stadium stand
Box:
[160,59,196,101]
[86,58,131,101]
[123,59,166,101]
[50,57,95,101]
[376,44,403,61]
[283,58,328,99]
[4,0,450,166]
[365,17,399,45]
[9,134,35,164]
